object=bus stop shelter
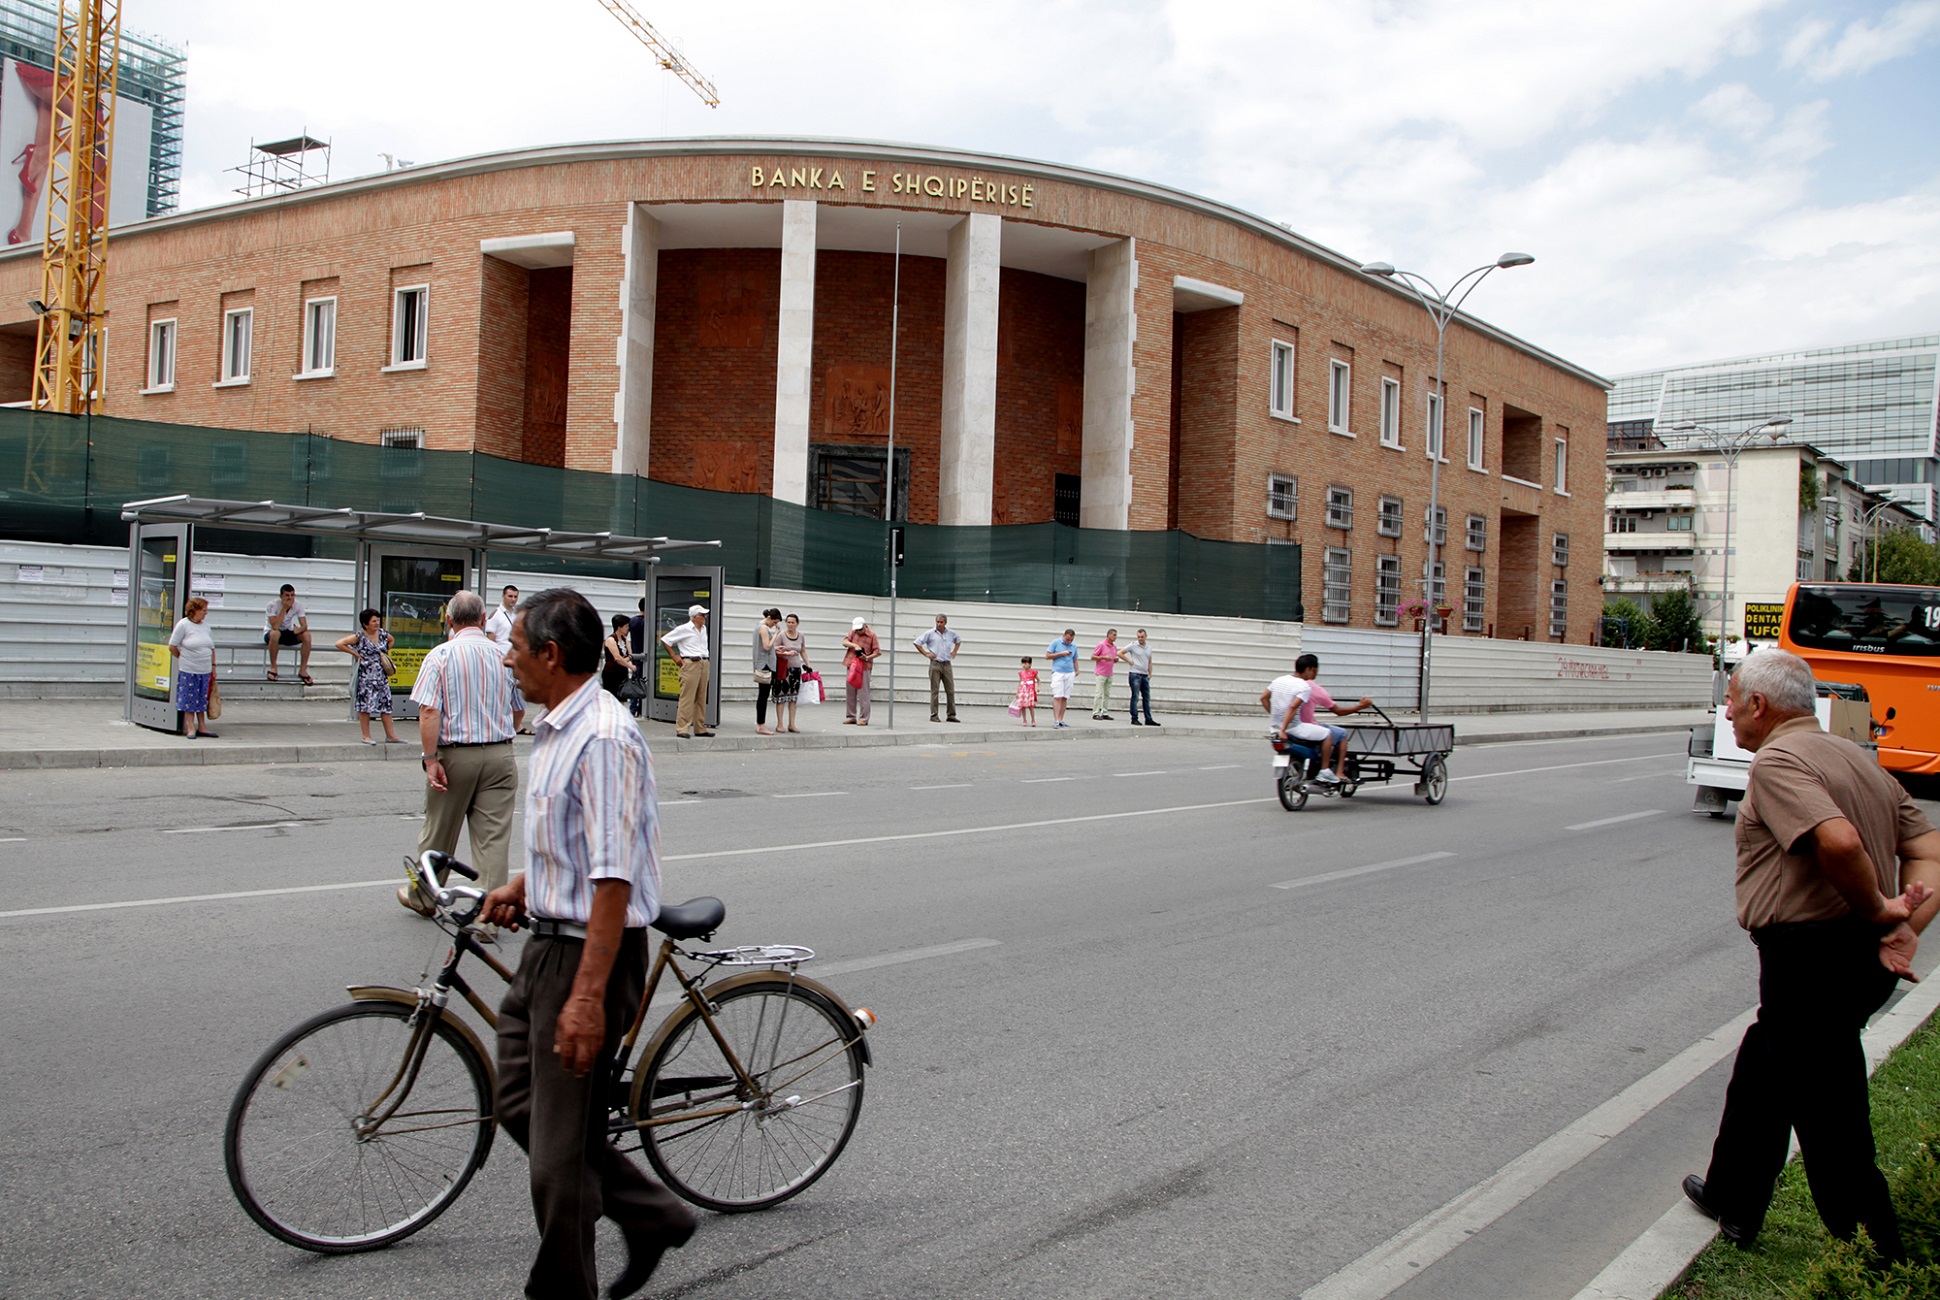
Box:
[121,495,721,733]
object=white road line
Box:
[1199,764,1241,770]
[1451,753,1680,783]
[910,784,972,790]
[1302,1006,1758,1300]
[163,821,308,835]
[0,877,400,920]
[1021,777,1077,783]
[1270,852,1454,892]
[0,837,24,843]
[773,791,847,799]
[660,799,704,806]
[1612,772,1674,783]
[1114,771,1168,777]
[1567,810,1663,831]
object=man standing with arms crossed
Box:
[913,613,962,723]
[485,584,532,735]
[1121,628,1159,726]
[660,604,712,738]
[484,588,695,1300]
[1683,651,1940,1260]
[399,590,518,923]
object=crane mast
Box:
[594,0,720,107]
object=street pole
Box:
[1666,417,1793,667]
[1357,253,1534,719]
[884,223,901,729]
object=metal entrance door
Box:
[127,523,191,731]
[647,566,723,727]
[367,548,472,721]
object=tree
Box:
[1647,588,1707,654]
[1848,528,1940,586]
[1600,597,1649,648]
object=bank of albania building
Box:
[0,138,1608,638]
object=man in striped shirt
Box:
[483,588,693,1300]
[399,589,518,919]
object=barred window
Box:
[1326,485,1354,529]
[1549,579,1568,638]
[1375,554,1402,626]
[1425,505,1447,545]
[1378,495,1403,537]
[1553,532,1569,567]
[1423,560,1446,605]
[1463,567,1485,633]
[1466,513,1486,552]
[1267,473,1297,520]
[1323,548,1353,624]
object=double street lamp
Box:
[1357,252,1534,718]
[1665,416,1793,662]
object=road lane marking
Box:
[1114,771,1168,777]
[661,798,704,806]
[0,877,401,919]
[1199,764,1241,770]
[1021,777,1077,783]
[164,821,309,835]
[1613,771,1674,783]
[1270,853,1454,892]
[1451,753,1680,782]
[910,784,972,790]
[1566,810,1663,831]
[0,837,24,843]
[773,791,847,799]
[1302,1006,1759,1300]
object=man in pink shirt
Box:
[1089,629,1120,720]
[1294,653,1374,783]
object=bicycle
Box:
[223,850,877,1254]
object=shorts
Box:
[1288,720,1331,743]
[1050,672,1075,700]
[264,628,304,646]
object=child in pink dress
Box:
[1016,657,1039,727]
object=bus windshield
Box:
[1785,585,1940,658]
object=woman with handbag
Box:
[773,613,811,733]
[753,608,783,735]
[601,615,635,698]
[334,608,403,744]
[168,596,218,739]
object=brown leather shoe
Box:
[396,885,433,918]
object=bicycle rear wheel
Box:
[631,980,865,1212]
[224,1000,495,1253]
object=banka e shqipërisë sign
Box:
[749,164,1035,209]
[1743,602,1785,640]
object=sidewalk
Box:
[0,696,1711,771]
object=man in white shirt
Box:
[1261,669,1342,783]
[659,605,712,738]
[485,584,531,734]
[262,584,313,684]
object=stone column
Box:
[773,199,817,506]
[1081,238,1137,530]
[613,203,659,478]
[938,212,1001,525]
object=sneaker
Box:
[1315,770,1342,784]
[1099,714,1114,720]
[1146,719,1161,726]
[1131,719,1142,725]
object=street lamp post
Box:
[1858,497,1898,582]
[1357,252,1534,718]
[1665,416,1793,663]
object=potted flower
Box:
[1400,598,1428,632]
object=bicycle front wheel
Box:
[631,980,865,1212]
[224,1000,495,1253]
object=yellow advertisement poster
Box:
[136,641,173,693]
[656,652,682,697]
[388,645,430,692]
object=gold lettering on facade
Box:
[749,162,1041,210]
[751,165,764,186]
[970,178,982,202]
[827,171,845,190]
[924,175,945,197]
[790,167,807,187]
[862,170,875,191]
[1022,184,1033,209]
[809,167,824,188]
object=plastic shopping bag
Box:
[800,674,823,705]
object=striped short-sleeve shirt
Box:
[523,675,662,928]
[410,627,516,745]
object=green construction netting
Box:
[0,409,1302,619]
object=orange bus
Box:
[1778,581,1940,775]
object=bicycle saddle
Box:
[654,896,726,940]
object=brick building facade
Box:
[0,139,1609,637]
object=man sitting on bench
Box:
[263,583,314,684]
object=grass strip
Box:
[1666,1014,1940,1298]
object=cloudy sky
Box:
[134,0,1940,379]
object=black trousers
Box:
[1703,916,1903,1258]
[497,931,695,1299]
[755,677,773,725]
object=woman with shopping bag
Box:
[841,616,880,725]
[773,613,812,731]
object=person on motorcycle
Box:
[1291,652,1375,785]
[1262,662,1343,783]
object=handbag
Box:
[206,681,223,721]
[1007,698,1023,717]
[753,667,774,685]
[618,673,648,701]
[380,651,397,678]
[799,673,822,705]
[846,658,866,690]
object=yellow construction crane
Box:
[595,0,720,107]
[30,0,121,414]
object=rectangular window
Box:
[1610,514,1637,533]
[1797,554,1814,580]
[145,319,175,391]
[210,440,248,492]
[1426,393,1445,461]
[1424,505,1447,546]
[1553,532,1569,567]
[301,297,336,376]
[1468,408,1485,470]
[1379,377,1401,448]
[1269,340,1295,419]
[1424,560,1447,606]
[390,285,429,368]
[1326,485,1354,529]
[1553,437,1568,492]
[1053,472,1081,527]
[1463,568,1486,633]
[1665,514,1693,531]
[380,426,425,480]
[1328,360,1351,434]
[1322,548,1352,624]
[1267,473,1297,520]
[220,308,252,383]
[1375,554,1402,626]
[1549,580,1568,638]
[1377,495,1403,538]
[1465,513,1486,552]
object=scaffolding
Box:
[230,133,331,199]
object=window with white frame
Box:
[1326,485,1354,529]
[1267,473,1297,520]
[391,286,429,367]
[1322,548,1352,624]
[1379,377,1401,448]
[1797,553,1815,580]
[1269,340,1295,419]
[301,297,336,376]
[1467,407,1485,470]
[1666,513,1693,531]
[1377,495,1403,537]
[1375,554,1402,626]
[220,307,252,383]
[1423,560,1446,606]
[1465,513,1486,552]
[1553,437,1568,492]
[145,319,175,391]
[1463,567,1486,632]
[82,328,103,399]
[1553,532,1569,567]
[1328,360,1351,434]
[1426,392,1445,461]
[1424,505,1447,545]
[1610,514,1637,533]
[1549,580,1568,638]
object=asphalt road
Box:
[4,731,1935,1299]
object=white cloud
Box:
[1780,0,1940,79]
[1689,84,1775,140]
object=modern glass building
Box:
[1607,334,1940,525]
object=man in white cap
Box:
[659,604,713,738]
[841,616,880,726]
